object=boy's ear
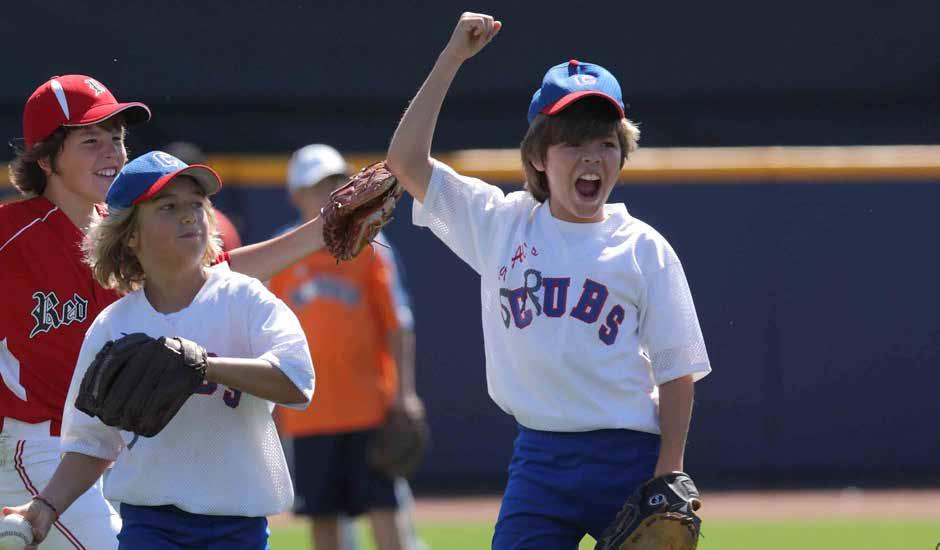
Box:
[126,229,139,249]
[530,154,545,172]
[36,156,53,176]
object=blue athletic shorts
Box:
[118,503,269,549]
[492,425,660,550]
[291,429,398,517]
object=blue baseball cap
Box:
[106,151,222,209]
[527,59,625,125]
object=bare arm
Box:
[206,357,307,405]
[390,328,417,402]
[654,374,695,477]
[3,452,111,547]
[386,12,501,203]
[226,215,325,281]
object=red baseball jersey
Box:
[0,197,121,435]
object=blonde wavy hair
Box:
[520,97,640,203]
[83,200,223,295]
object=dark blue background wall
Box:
[211,178,940,491]
[4,0,940,155]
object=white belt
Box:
[0,419,56,440]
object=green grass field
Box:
[269,519,940,549]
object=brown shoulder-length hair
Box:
[8,117,126,197]
[82,197,223,295]
[520,97,640,203]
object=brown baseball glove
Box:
[74,333,209,437]
[595,471,703,550]
[368,396,430,479]
[321,161,403,262]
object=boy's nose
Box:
[582,150,602,163]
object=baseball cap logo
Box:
[49,79,71,119]
[152,151,185,169]
[571,74,597,86]
[84,78,107,97]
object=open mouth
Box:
[575,175,601,200]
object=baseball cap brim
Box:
[62,101,151,128]
[541,91,625,119]
[133,164,222,205]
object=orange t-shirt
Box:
[270,246,400,436]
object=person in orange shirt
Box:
[270,144,422,550]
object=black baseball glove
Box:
[74,333,209,437]
[595,471,703,550]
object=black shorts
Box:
[291,429,398,518]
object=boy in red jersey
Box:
[0,75,330,549]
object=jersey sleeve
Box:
[60,319,126,461]
[211,251,231,266]
[244,279,315,410]
[412,159,518,275]
[638,240,712,385]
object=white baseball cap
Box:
[286,144,347,192]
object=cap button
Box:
[569,59,579,66]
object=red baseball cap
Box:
[23,75,151,150]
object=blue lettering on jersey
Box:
[498,270,626,345]
[195,379,218,395]
[508,287,533,328]
[194,354,240,408]
[500,269,544,329]
[599,305,626,345]
[542,277,571,318]
[223,387,242,408]
[291,276,360,307]
[570,279,609,324]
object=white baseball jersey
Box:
[61,266,315,517]
[413,160,711,434]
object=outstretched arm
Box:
[386,12,501,203]
[206,357,308,405]
[226,216,325,281]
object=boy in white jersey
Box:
[1,74,338,550]
[386,13,711,549]
[6,151,315,548]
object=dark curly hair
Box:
[8,117,126,197]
